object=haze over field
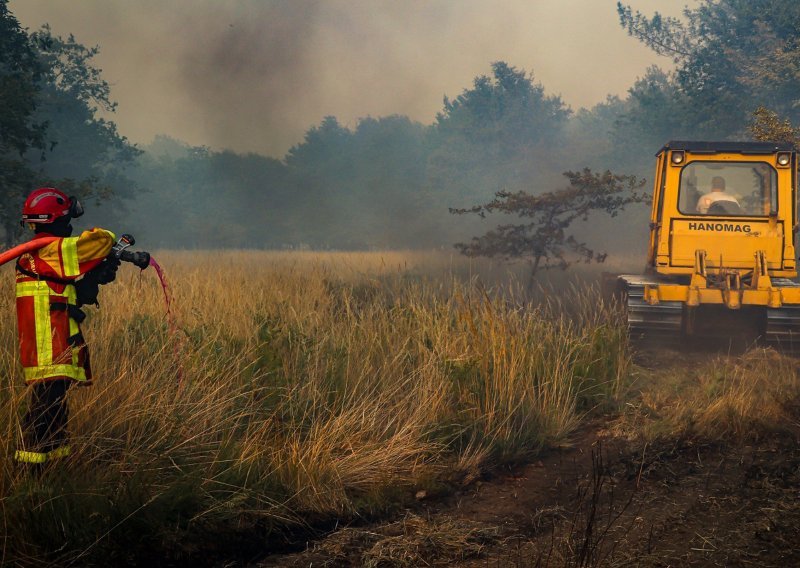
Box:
[4,0,798,257]
[10,0,691,156]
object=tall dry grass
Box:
[0,251,628,565]
[615,348,800,442]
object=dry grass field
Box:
[1,251,799,566]
[0,251,627,565]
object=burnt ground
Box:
[254,353,800,568]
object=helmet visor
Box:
[69,197,84,218]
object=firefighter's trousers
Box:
[15,380,72,464]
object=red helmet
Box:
[21,187,84,224]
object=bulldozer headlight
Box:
[671,151,685,165]
[777,152,791,167]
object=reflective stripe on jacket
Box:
[15,229,115,384]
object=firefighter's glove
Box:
[75,257,119,307]
[96,256,120,285]
[75,275,100,307]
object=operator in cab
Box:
[696,176,740,214]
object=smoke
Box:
[173,1,323,155]
[9,0,693,157]
[6,0,695,253]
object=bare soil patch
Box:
[256,352,800,567]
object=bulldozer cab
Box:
[648,141,797,277]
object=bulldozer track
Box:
[619,275,800,350]
[765,279,800,349]
[619,276,683,345]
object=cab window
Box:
[678,161,777,216]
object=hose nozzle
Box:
[112,233,150,269]
[120,250,151,269]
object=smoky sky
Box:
[9,0,694,158]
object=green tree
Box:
[0,6,138,245]
[27,26,140,228]
[435,61,570,156]
[0,0,45,244]
[429,62,571,208]
[132,115,433,250]
[284,116,357,246]
[618,1,800,136]
[283,115,433,248]
[450,169,647,286]
[345,115,430,247]
[127,137,293,249]
[605,67,692,177]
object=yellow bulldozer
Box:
[617,140,800,347]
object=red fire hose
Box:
[0,237,58,267]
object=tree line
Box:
[3,0,800,264]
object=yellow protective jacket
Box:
[15,228,115,384]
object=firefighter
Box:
[13,187,120,467]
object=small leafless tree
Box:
[450,168,647,286]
